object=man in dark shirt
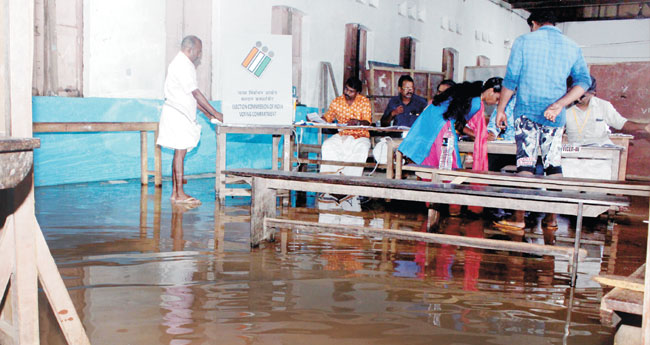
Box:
[380,75,428,128]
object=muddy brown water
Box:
[33,178,647,344]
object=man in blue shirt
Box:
[494,10,591,240]
[381,75,428,128]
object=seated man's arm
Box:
[322,102,337,123]
[192,89,223,122]
[622,121,650,136]
[603,101,650,136]
[380,98,402,127]
[348,97,372,126]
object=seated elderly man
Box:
[380,75,428,128]
[566,76,650,146]
[563,76,650,180]
[320,77,372,178]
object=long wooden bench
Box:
[401,165,650,198]
[33,122,162,186]
[225,168,629,286]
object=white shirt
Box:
[565,96,627,146]
[164,52,199,121]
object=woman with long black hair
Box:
[398,78,502,170]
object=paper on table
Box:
[307,112,327,124]
[210,118,222,124]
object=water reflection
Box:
[31,178,642,344]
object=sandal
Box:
[493,219,525,235]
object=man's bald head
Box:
[181,35,202,66]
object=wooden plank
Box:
[33,122,158,132]
[0,215,15,305]
[154,129,162,187]
[265,218,587,260]
[272,135,279,171]
[602,263,645,326]
[34,222,91,345]
[294,123,408,134]
[0,319,16,344]
[251,178,276,246]
[593,275,644,292]
[399,166,650,196]
[279,177,611,217]
[218,124,293,135]
[216,128,226,203]
[294,157,386,169]
[11,205,39,344]
[226,169,628,208]
[140,131,147,185]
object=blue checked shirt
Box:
[503,25,591,127]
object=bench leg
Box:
[216,130,226,204]
[250,178,276,247]
[154,130,162,187]
[140,131,148,185]
[570,202,584,287]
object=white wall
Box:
[81,0,528,105]
[212,0,530,106]
[83,0,166,98]
[560,19,650,64]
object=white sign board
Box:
[222,35,293,125]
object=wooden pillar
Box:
[140,131,148,185]
[272,135,279,170]
[154,129,162,187]
[250,177,276,247]
[215,127,226,203]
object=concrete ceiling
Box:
[503,0,650,21]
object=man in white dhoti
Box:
[157,35,223,205]
[317,77,372,204]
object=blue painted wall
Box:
[33,96,319,186]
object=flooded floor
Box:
[33,177,648,344]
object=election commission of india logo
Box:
[241,41,273,78]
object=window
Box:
[33,0,84,96]
[344,23,367,87]
[272,6,303,100]
[442,47,458,81]
[399,36,417,69]
[476,55,490,66]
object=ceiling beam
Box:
[509,0,647,9]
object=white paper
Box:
[307,112,327,124]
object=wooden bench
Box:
[401,166,650,198]
[293,124,406,179]
[225,168,629,286]
[599,264,645,328]
[33,122,162,186]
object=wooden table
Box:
[215,124,293,204]
[395,139,628,181]
[33,122,162,186]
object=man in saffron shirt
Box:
[320,77,372,177]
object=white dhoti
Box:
[320,134,371,176]
[156,105,202,151]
